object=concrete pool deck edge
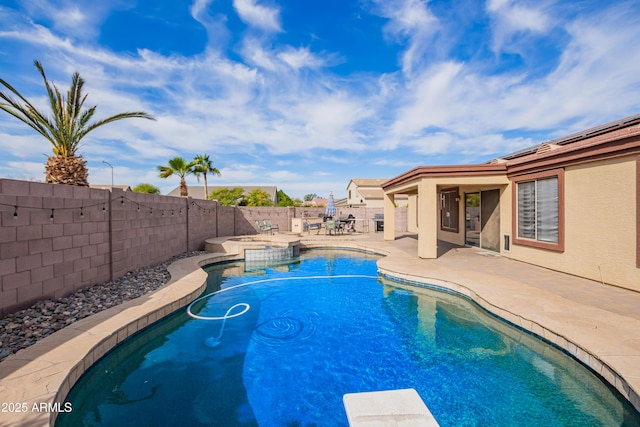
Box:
[0,234,638,426]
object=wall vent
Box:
[503,234,511,252]
[536,143,560,155]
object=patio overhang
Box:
[383,163,508,192]
[382,164,509,259]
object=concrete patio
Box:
[0,231,639,426]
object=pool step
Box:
[343,388,439,426]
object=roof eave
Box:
[383,164,507,190]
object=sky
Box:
[0,0,639,200]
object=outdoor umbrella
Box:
[325,192,336,217]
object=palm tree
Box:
[157,157,196,197]
[0,60,155,186]
[192,153,221,199]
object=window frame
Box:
[440,187,459,233]
[512,169,565,252]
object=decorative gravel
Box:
[0,251,207,361]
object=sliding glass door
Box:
[465,193,480,247]
[465,190,500,251]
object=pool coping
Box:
[0,235,638,425]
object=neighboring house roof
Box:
[358,188,384,199]
[168,185,278,202]
[90,185,132,191]
[348,179,408,202]
[348,178,391,188]
[334,197,348,207]
[310,198,328,206]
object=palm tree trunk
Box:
[45,155,89,186]
[180,177,188,197]
[203,173,208,199]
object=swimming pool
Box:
[56,250,640,426]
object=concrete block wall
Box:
[111,190,185,279]
[237,206,295,235]
[0,178,409,316]
[216,206,236,237]
[0,179,112,316]
[0,179,221,316]
[185,199,219,252]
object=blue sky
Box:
[1,0,639,199]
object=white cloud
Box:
[407,132,532,159]
[388,61,464,143]
[14,0,128,40]
[378,1,640,159]
[189,0,231,51]
[233,0,282,32]
[493,5,640,129]
[486,0,550,32]
[266,170,304,182]
[372,0,439,74]
[239,40,330,73]
[190,0,213,18]
[0,127,53,159]
[240,38,279,70]
[278,47,326,70]
[486,0,552,54]
[0,161,46,182]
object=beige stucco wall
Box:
[506,156,639,292]
[346,181,363,206]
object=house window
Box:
[513,169,564,251]
[440,188,459,232]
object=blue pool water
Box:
[57,250,640,426]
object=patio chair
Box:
[305,220,322,235]
[263,219,279,234]
[255,220,271,234]
[325,220,336,235]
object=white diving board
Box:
[343,388,440,426]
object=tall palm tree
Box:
[157,157,196,197]
[192,153,221,199]
[0,60,155,186]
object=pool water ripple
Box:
[254,310,320,345]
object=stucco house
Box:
[346,178,408,207]
[382,113,640,292]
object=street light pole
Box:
[102,160,114,189]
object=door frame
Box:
[464,189,500,252]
